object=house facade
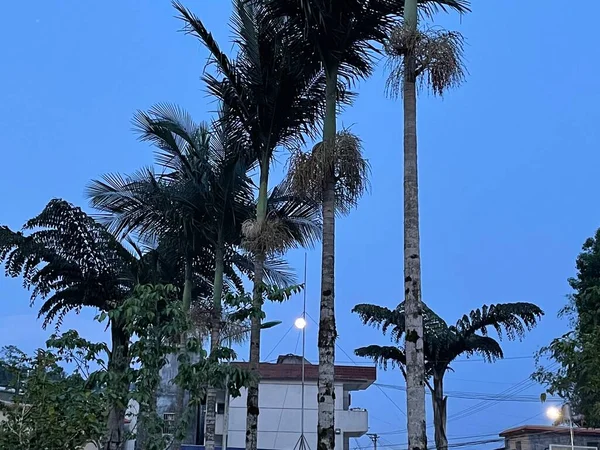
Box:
[155,353,376,450]
[500,425,600,450]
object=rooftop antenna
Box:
[293,253,310,450]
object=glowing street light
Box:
[295,317,307,330]
[546,406,562,421]
[546,405,574,450]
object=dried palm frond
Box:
[287,130,370,216]
[241,217,289,255]
[385,25,465,98]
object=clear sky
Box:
[1,1,600,449]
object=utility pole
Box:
[367,433,379,450]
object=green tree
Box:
[89,104,321,449]
[173,3,326,448]
[354,301,542,450]
[534,229,600,427]
[114,283,254,450]
[0,345,105,450]
[0,199,142,450]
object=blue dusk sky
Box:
[1,2,599,449]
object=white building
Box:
[181,354,376,450]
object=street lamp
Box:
[546,406,562,422]
[295,317,307,330]
[293,254,309,450]
[546,405,574,450]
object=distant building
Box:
[500,425,600,450]
[154,353,376,450]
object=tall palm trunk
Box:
[104,321,130,450]
[205,233,225,450]
[402,2,426,450]
[317,65,338,450]
[173,252,194,450]
[246,155,270,450]
[431,371,448,450]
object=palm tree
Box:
[173,3,326,448]
[353,301,543,450]
[0,200,142,450]
[382,2,469,448]
[257,3,395,447]
[89,104,321,450]
[260,1,467,448]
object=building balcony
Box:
[338,408,368,437]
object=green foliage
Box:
[0,346,105,450]
[0,199,136,328]
[354,300,543,376]
[225,283,304,324]
[533,229,600,427]
[106,283,254,450]
[356,299,542,450]
[174,0,327,158]
[260,0,468,79]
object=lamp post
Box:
[293,254,309,450]
[547,404,575,450]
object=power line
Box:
[301,312,553,447]
[305,312,407,418]
[444,365,556,424]
[375,382,560,403]
[264,324,295,361]
[374,365,558,437]
[353,437,504,450]
[270,356,537,365]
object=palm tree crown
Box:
[354,300,543,450]
[354,301,543,375]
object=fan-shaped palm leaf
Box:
[0,199,151,450]
[354,299,542,450]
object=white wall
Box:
[223,380,364,450]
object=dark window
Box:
[588,442,599,449]
[515,441,522,450]
[217,402,225,414]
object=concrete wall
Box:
[505,433,600,450]
[221,380,367,450]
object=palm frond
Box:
[132,104,212,178]
[385,25,466,98]
[266,178,322,250]
[352,303,403,336]
[176,0,327,161]
[173,1,253,133]
[288,130,370,215]
[459,335,503,362]
[453,302,544,340]
[355,345,406,370]
[263,256,297,286]
[0,200,136,328]
[354,299,541,377]
[87,168,198,242]
[417,0,470,16]
[231,251,297,287]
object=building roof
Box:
[231,358,376,390]
[501,425,600,438]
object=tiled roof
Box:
[500,425,600,437]
[230,362,376,383]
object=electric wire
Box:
[305,311,407,418]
